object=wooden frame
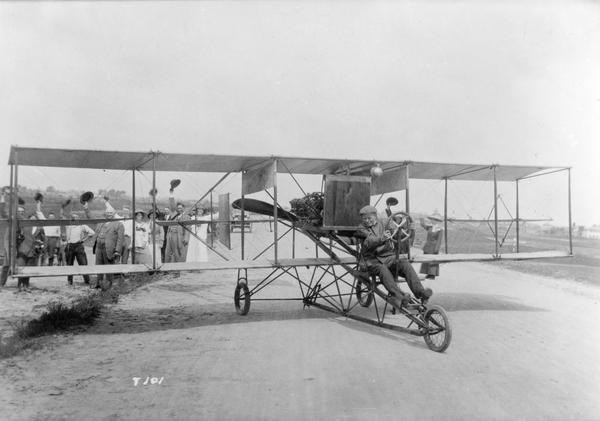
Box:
[322,175,371,230]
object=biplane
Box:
[2,146,573,352]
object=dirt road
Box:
[1,261,599,420]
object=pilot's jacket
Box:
[355,217,396,263]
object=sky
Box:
[0,1,598,225]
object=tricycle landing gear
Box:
[234,282,250,315]
[234,268,251,315]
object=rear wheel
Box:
[234,282,251,315]
[356,279,373,307]
[423,305,452,352]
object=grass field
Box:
[423,222,600,286]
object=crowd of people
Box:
[0,182,215,292]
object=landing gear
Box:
[422,305,452,352]
[234,268,251,315]
[356,278,373,307]
[234,282,250,315]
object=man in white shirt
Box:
[36,198,95,285]
[65,209,95,285]
[43,211,61,266]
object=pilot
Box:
[355,205,433,307]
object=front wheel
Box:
[423,305,452,352]
[234,283,251,315]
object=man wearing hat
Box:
[355,205,433,307]
[31,194,62,267]
[15,211,46,291]
[118,206,132,264]
[1,189,29,287]
[63,202,95,286]
[43,211,62,266]
[164,181,190,263]
[92,198,124,289]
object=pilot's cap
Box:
[359,205,378,215]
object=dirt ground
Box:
[1,258,600,421]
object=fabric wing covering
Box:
[8,146,567,181]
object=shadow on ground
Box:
[84,290,542,339]
[87,301,332,336]
[429,292,545,312]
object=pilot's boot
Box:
[420,288,433,305]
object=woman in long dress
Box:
[133,210,151,265]
[419,215,444,279]
[186,207,211,262]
